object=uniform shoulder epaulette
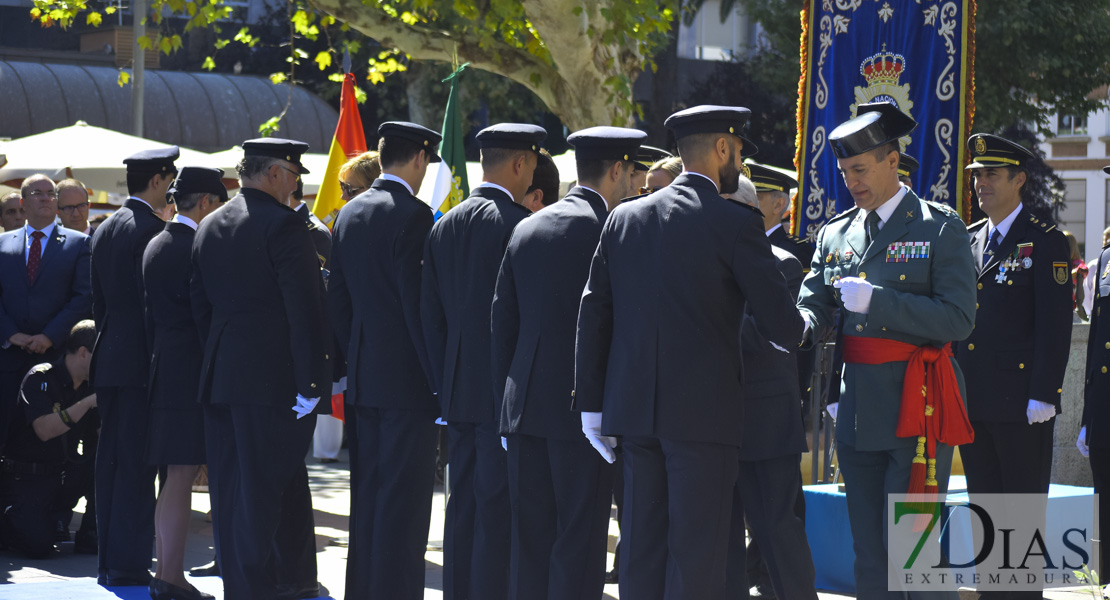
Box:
[827,206,859,224]
[968,218,988,231]
[620,192,650,204]
[1025,213,1058,234]
[923,199,959,219]
[732,200,762,216]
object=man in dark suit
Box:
[191,138,330,600]
[0,175,92,453]
[421,123,546,600]
[492,126,643,599]
[330,121,441,600]
[142,166,227,600]
[574,106,804,598]
[1079,165,1110,578]
[798,103,976,599]
[954,134,1072,600]
[721,175,818,600]
[90,146,178,587]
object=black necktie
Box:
[983,229,1001,267]
[865,211,881,247]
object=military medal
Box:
[995,258,1009,284]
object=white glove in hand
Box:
[826,402,839,422]
[833,277,874,314]
[501,436,508,451]
[770,341,790,354]
[292,394,321,419]
[435,417,447,426]
[581,411,617,464]
[1025,399,1056,425]
[1077,426,1090,458]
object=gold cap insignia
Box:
[974,137,987,155]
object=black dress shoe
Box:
[103,569,153,587]
[149,577,216,600]
[188,560,220,577]
[275,581,321,600]
[604,568,618,584]
[54,520,71,542]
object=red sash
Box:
[842,335,974,498]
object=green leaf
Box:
[270,72,287,84]
[214,39,229,49]
[327,72,344,82]
[117,70,130,87]
[258,117,281,137]
[85,11,101,26]
[352,85,366,104]
[314,51,331,71]
[104,6,116,14]
[202,56,216,71]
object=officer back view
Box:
[574,106,804,598]
[190,138,330,600]
[421,123,546,600]
[90,146,178,587]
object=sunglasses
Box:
[340,182,367,197]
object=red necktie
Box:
[27,230,44,284]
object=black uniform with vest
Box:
[574,106,804,599]
[724,244,818,600]
[190,139,330,600]
[90,146,178,583]
[421,123,546,600]
[0,358,96,558]
[492,126,644,600]
[330,121,441,600]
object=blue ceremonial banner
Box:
[793,0,975,240]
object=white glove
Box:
[292,394,321,419]
[1026,399,1056,424]
[581,411,617,464]
[770,341,790,354]
[1077,426,1090,458]
[501,436,508,451]
[826,402,839,422]
[833,277,874,314]
[435,417,447,425]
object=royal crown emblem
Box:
[860,47,906,87]
[974,137,987,155]
[851,44,914,150]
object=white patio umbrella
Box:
[0,121,217,203]
[206,146,331,197]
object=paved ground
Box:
[0,447,1097,599]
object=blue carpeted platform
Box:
[0,578,335,599]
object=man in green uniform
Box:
[797,101,977,599]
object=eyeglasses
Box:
[273,164,299,179]
[27,190,57,199]
[340,182,367,197]
[58,202,89,214]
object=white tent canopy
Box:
[0,121,225,203]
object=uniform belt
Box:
[0,458,63,476]
[842,335,975,498]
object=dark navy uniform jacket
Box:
[492,186,607,440]
[421,185,531,423]
[954,206,1073,422]
[90,198,166,387]
[330,178,436,409]
[1083,243,1110,448]
[738,245,808,461]
[141,220,201,409]
[769,225,815,273]
[190,188,330,406]
[574,173,805,447]
[0,225,91,371]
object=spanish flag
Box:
[312,71,367,227]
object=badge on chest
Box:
[886,241,930,262]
